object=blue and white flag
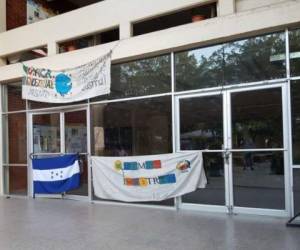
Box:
[32,154,80,194]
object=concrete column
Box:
[119,21,132,39]
[219,0,236,16]
[47,41,58,56]
[0,0,6,32]
[0,57,7,66]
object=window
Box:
[291,80,300,165]
[2,84,28,195]
[91,55,171,101]
[289,28,300,77]
[6,46,47,65]
[58,28,119,53]
[175,32,286,91]
[132,3,217,36]
[91,96,172,156]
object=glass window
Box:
[2,84,26,112]
[291,81,300,165]
[179,95,223,150]
[3,113,27,164]
[293,168,300,213]
[231,88,283,149]
[65,110,87,154]
[182,153,225,205]
[175,32,286,91]
[91,55,171,101]
[91,96,172,156]
[32,113,61,154]
[289,28,300,77]
[233,151,285,209]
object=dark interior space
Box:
[58,27,119,53]
[133,2,217,36]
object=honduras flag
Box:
[32,154,80,194]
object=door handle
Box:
[223,149,230,164]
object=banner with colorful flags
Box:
[91,152,206,202]
[32,154,80,194]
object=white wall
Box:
[236,0,292,12]
[0,0,6,33]
[0,0,300,82]
[0,0,216,57]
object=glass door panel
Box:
[64,110,88,197]
[182,153,225,205]
[232,151,285,209]
[179,95,223,150]
[231,88,283,149]
[178,94,226,206]
[32,113,61,154]
[230,87,285,211]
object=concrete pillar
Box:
[0,57,7,66]
[0,0,6,32]
[47,41,58,56]
[119,21,132,39]
[219,0,236,16]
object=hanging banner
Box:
[92,152,206,202]
[22,51,111,103]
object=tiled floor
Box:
[0,197,299,250]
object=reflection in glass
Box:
[233,151,285,209]
[293,169,300,213]
[231,88,283,149]
[91,96,172,156]
[92,55,171,101]
[175,32,285,91]
[33,113,60,153]
[291,81,300,165]
[3,113,27,164]
[180,95,223,150]
[65,110,87,154]
[182,153,225,205]
[175,44,224,90]
[4,166,27,195]
[289,28,300,77]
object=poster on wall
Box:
[27,0,56,24]
[65,126,87,153]
[22,51,111,103]
[92,152,207,202]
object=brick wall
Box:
[6,0,27,30]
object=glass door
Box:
[32,113,61,154]
[228,85,288,216]
[30,112,62,198]
[29,108,89,200]
[176,83,290,215]
[176,92,229,212]
[64,109,89,198]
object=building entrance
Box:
[176,83,290,216]
[28,107,90,200]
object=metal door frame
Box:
[174,82,291,216]
[27,105,91,202]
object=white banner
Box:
[22,51,111,103]
[92,152,206,202]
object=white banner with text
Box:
[92,152,206,202]
[22,51,111,103]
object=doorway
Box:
[175,83,290,216]
[28,107,90,200]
